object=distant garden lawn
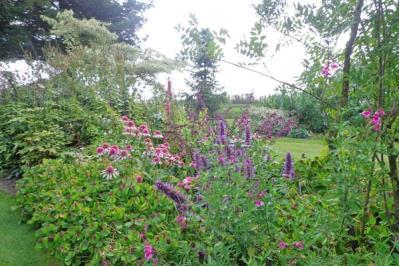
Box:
[0,192,55,266]
[272,137,327,160]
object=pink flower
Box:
[361,110,371,118]
[125,145,133,151]
[144,242,154,261]
[102,143,110,149]
[293,241,304,250]
[121,115,129,121]
[96,146,105,155]
[101,165,119,180]
[152,156,162,165]
[176,215,187,230]
[377,108,385,117]
[278,241,288,249]
[153,130,163,139]
[136,176,143,183]
[255,200,264,207]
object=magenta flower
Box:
[144,242,154,261]
[292,241,304,250]
[101,165,119,180]
[278,241,288,249]
[136,176,143,183]
[176,215,187,230]
[255,200,264,207]
[153,130,163,139]
[377,108,385,117]
[96,146,105,155]
[361,110,371,118]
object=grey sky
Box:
[139,0,306,98]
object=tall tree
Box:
[0,0,151,59]
[177,15,228,116]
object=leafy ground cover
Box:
[0,191,56,266]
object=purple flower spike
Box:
[282,152,295,179]
[155,181,187,213]
[243,159,255,179]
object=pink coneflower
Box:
[121,115,129,121]
[141,128,151,137]
[96,146,105,155]
[125,144,133,151]
[108,147,119,159]
[278,241,288,249]
[152,156,162,165]
[153,130,163,139]
[136,175,143,183]
[292,241,304,250]
[255,200,264,207]
[102,143,110,150]
[144,242,154,261]
[101,165,119,180]
[119,149,130,159]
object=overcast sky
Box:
[138,0,306,98]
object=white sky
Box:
[138,0,306,98]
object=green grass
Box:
[272,137,327,160]
[0,192,56,266]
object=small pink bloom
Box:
[139,232,146,239]
[361,110,371,118]
[144,242,154,261]
[176,215,187,229]
[152,156,162,165]
[292,241,304,250]
[96,146,105,155]
[101,165,119,180]
[121,115,129,121]
[102,143,110,149]
[255,200,264,207]
[136,176,143,183]
[377,108,385,117]
[125,145,133,151]
[278,241,288,249]
[257,191,267,198]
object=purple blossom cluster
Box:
[191,151,210,172]
[321,62,338,77]
[155,181,188,213]
[257,112,296,138]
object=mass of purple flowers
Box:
[155,181,188,213]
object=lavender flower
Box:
[216,117,228,145]
[155,181,187,213]
[282,152,295,179]
[244,124,252,146]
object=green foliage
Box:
[0,0,150,59]
[0,101,119,172]
[42,10,118,50]
[17,160,199,265]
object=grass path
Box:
[272,137,327,160]
[0,191,56,266]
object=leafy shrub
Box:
[17,159,200,265]
[0,101,119,172]
[288,128,311,139]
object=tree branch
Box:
[219,59,336,110]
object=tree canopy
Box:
[0,0,151,59]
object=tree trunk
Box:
[340,0,364,108]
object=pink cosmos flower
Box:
[278,241,288,249]
[144,242,154,260]
[293,241,304,250]
[101,165,119,180]
[255,200,264,207]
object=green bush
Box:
[0,101,119,173]
[288,128,311,139]
[17,159,201,265]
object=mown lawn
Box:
[0,192,56,266]
[272,137,327,160]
